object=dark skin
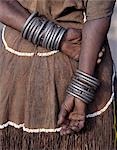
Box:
[0,0,111,135]
[58,17,111,135]
[0,0,82,60]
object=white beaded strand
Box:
[2,26,59,57]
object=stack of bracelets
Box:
[21,12,67,51]
[22,12,100,104]
[66,70,100,104]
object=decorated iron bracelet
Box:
[21,12,67,51]
[66,69,100,104]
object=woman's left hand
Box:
[57,94,86,135]
[60,28,82,61]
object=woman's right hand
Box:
[60,28,82,61]
[60,28,105,64]
[57,94,86,135]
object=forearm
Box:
[0,0,30,31]
[79,17,111,75]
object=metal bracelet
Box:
[74,73,99,88]
[46,25,57,50]
[75,72,99,87]
[72,78,96,92]
[45,25,55,49]
[67,87,93,102]
[66,70,100,104]
[70,83,94,99]
[55,28,67,50]
[76,70,100,84]
[22,12,38,38]
[50,26,61,50]
[33,20,48,45]
[42,22,54,48]
[66,88,92,104]
[22,12,67,51]
[28,18,40,42]
[22,17,36,39]
[74,75,97,89]
[70,80,95,96]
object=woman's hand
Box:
[57,94,86,135]
[60,28,82,61]
[60,28,105,63]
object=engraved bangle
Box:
[33,20,48,45]
[27,17,39,41]
[51,26,61,50]
[72,78,96,92]
[45,25,55,49]
[56,28,67,50]
[67,87,93,102]
[75,72,99,86]
[28,18,40,42]
[22,12,67,51]
[46,25,57,50]
[70,82,95,96]
[74,74,98,88]
[22,12,38,37]
[42,22,54,48]
[76,70,100,84]
[46,25,55,49]
[22,17,36,39]
[35,19,48,45]
[69,84,94,99]
[66,89,92,104]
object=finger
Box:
[69,112,85,121]
[76,29,82,41]
[70,120,85,133]
[78,120,85,130]
[71,126,80,133]
[61,119,70,129]
[61,124,68,130]
[57,105,68,126]
[69,120,80,133]
[66,29,82,41]
[70,38,81,44]
[61,41,81,60]
[70,120,79,127]
[57,95,75,126]
[72,46,81,60]
[62,41,73,52]
[60,127,74,136]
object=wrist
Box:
[66,69,100,104]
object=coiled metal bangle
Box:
[22,12,67,51]
[22,12,38,38]
[66,70,100,104]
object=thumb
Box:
[57,105,68,126]
[57,95,74,126]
